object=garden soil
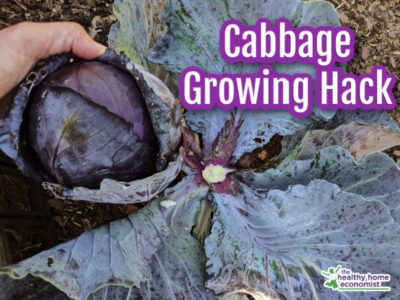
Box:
[0,0,399,263]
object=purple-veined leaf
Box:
[86,176,214,300]
[204,112,243,166]
[205,180,400,299]
[240,145,400,224]
[239,123,400,222]
[186,108,315,163]
[0,199,169,300]
[185,108,233,159]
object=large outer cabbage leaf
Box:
[205,180,400,299]
[149,0,340,77]
[0,200,170,300]
[239,123,400,222]
[87,177,214,300]
[240,146,400,224]
[0,176,213,300]
[146,0,342,160]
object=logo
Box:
[321,266,391,292]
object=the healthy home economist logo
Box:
[321,266,391,292]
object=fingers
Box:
[40,22,106,59]
[0,22,106,98]
[13,22,106,60]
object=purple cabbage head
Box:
[0,50,182,192]
[28,61,158,188]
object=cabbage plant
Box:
[1,0,400,299]
[0,50,183,204]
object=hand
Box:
[0,22,106,98]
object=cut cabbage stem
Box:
[202,164,234,184]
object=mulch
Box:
[332,0,400,162]
[0,0,399,265]
[332,0,400,124]
[0,0,116,45]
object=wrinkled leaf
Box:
[241,146,400,224]
[205,180,400,299]
[153,0,342,159]
[296,122,400,161]
[44,152,184,204]
[87,177,213,299]
[232,110,315,161]
[218,295,252,300]
[0,200,169,300]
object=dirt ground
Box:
[0,0,116,45]
[0,0,399,264]
[333,0,400,123]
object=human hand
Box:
[0,22,106,98]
